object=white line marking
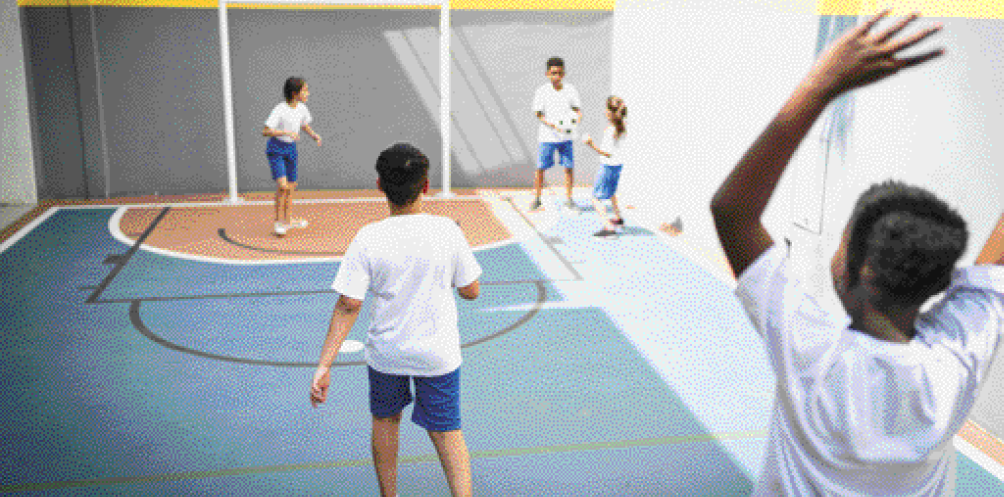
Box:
[955,435,1004,482]
[0,207,59,255]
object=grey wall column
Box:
[68,5,108,199]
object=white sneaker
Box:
[274,221,288,236]
[291,218,308,229]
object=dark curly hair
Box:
[546,57,564,72]
[376,143,430,207]
[846,180,968,306]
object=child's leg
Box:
[275,178,289,222]
[591,196,607,219]
[534,169,545,201]
[367,367,413,497]
[564,167,574,200]
[609,194,623,221]
[284,181,296,225]
[560,141,575,201]
[372,413,403,497]
[427,429,472,497]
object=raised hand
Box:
[806,10,944,101]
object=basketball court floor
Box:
[2,190,1003,495]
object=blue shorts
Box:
[266,138,298,183]
[368,366,461,432]
[593,164,623,200]
[537,140,574,171]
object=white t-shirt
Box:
[737,240,1004,496]
[264,102,312,144]
[332,213,483,377]
[598,125,626,166]
[533,82,581,143]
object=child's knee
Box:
[374,412,403,424]
[427,429,462,442]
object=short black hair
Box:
[376,143,430,207]
[283,77,306,102]
[546,57,564,72]
[846,180,968,306]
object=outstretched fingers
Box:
[873,11,920,44]
[896,48,946,70]
[854,9,891,38]
[884,23,944,55]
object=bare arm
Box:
[584,137,612,158]
[975,211,1004,266]
[710,11,943,278]
[310,295,363,407]
[263,126,291,138]
[301,123,320,141]
[536,111,560,131]
[457,280,480,300]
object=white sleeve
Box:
[332,232,371,301]
[603,126,616,154]
[921,266,1004,378]
[734,240,844,378]
[532,86,544,114]
[453,225,482,288]
[569,85,582,109]
[302,105,312,126]
[264,104,281,129]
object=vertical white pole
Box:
[220,0,241,203]
[438,0,454,197]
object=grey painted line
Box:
[127,281,545,368]
[86,207,171,304]
[502,197,583,281]
[217,228,344,256]
[0,428,767,493]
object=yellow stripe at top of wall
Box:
[818,0,1004,19]
[19,0,614,9]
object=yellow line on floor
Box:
[0,430,768,492]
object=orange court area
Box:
[117,190,514,261]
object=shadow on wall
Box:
[387,11,613,189]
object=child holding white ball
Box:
[583,96,627,238]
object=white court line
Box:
[0,206,59,255]
[956,435,1004,482]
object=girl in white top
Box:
[583,96,627,237]
[262,77,322,236]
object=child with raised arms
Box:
[710,11,1003,495]
[583,96,628,238]
[262,76,321,237]
[310,143,482,497]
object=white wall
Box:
[613,2,1003,317]
[1,0,36,204]
[611,0,820,284]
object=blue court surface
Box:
[2,198,1003,495]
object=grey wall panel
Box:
[94,8,227,197]
[2,0,37,204]
[229,9,442,192]
[449,11,612,189]
[21,7,611,197]
[69,6,107,198]
[21,7,88,200]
